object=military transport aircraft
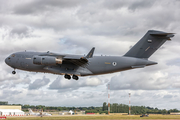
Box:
[28,108,51,117]
[5,30,174,80]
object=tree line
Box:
[8,102,179,114]
[102,102,180,114]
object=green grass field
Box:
[5,115,180,120]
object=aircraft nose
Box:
[5,57,8,64]
[5,57,10,65]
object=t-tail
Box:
[28,108,34,114]
[124,30,175,59]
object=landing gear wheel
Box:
[72,75,79,80]
[64,74,71,80]
[12,71,16,74]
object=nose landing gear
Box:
[12,71,16,74]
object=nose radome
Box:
[5,58,7,64]
[5,57,9,65]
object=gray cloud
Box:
[49,76,102,92]
[108,66,180,90]
[163,94,173,99]
[167,58,180,66]
[103,0,155,11]
[11,25,29,36]
[128,0,155,11]
[13,0,86,15]
[29,76,50,90]
[0,63,20,82]
[1,75,31,89]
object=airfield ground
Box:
[5,114,180,120]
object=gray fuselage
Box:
[5,51,157,77]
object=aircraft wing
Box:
[63,47,95,67]
[40,47,95,67]
[63,56,88,67]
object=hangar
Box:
[0,105,24,116]
[0,109,24,116]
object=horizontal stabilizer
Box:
[150,32,175,40]
[150,32,175,36]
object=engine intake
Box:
[33,56,62,65]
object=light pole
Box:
[129,93,131,115]
[108,84,110,115]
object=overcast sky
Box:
[0,0,180,110]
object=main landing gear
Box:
[64,74,71,80]
[72,75,78,80]
[64,74,79,80]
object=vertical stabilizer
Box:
[28,108,34,114]
[86,47,95,58]
[124,30,174,59]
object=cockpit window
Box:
[11,54,15,57]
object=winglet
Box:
[86,47,95,58]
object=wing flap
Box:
[63,57,88,67]
[44,66,81,76]
[63,47,95,67]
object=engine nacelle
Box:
[33,56,62,65]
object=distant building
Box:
[170,112,180,115]
[0,109,24,116]
[59,110,74,115]
[0,105,24,116]
[76,110,85,115]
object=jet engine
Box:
[33,56,62,65]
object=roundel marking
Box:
[112,62,117,66]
